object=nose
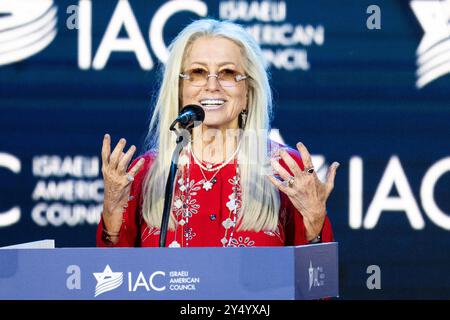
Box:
[205,74,221,91]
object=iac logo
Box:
[93,265,124,297]
[75,0,207,70]
[0,0,58,66]
[410,0,450,88]
[308,261,325,291]
[92,265,166,298]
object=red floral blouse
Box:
[96,147,333,247]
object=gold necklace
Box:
[196,164,222,191]
[191,142,241,191]
[191,142,241,172]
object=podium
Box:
[0,242,338,300]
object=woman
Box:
[97,19,339,247]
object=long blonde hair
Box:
[142,19,280,232]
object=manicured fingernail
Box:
[297,142,303,147]
[104,134,110,139]
[335,162,340,168]
[120,138,126,143]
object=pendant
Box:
[206,163,213,169]
[203,180,213,191]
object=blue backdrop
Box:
[0,0,449,299]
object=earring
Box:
[240,109,248,128]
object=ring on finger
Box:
[286,176,295,187]
[126,174,135,182]
[305,166,315,174]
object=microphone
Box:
[170,104,205,130]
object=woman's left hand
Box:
[267,142,340,241]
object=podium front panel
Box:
[0,243,338,300]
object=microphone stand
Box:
[159,125,189,247]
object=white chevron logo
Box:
[93,265,123,297]
[0,0,58,66]
[410,0,450,88]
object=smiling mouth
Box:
[200,99,226,110]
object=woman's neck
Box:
[191,125,241,164]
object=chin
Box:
[202,120,235,129]
[201,112,239,129]
[202,121,225,129]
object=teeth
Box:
[200,99,225,105]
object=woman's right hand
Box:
[101,134,145,234]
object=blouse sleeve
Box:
[280,147,334,246]
[96,152,153,247]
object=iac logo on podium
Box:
[92,265,167,298]
[0,0,57,66]
[308,260,325,291]
[89,265,200,297]
[93,265,124,297]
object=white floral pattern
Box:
[226,194,237,211]
[171,167,205,246]
[229,236,255,247]
[172,178,202,219]
[222,218,235,229]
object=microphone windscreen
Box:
[180,104,205,126]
